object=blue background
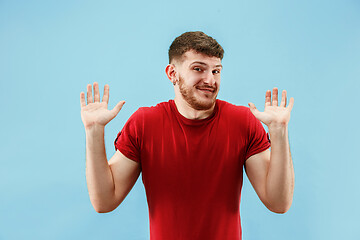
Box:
[1,0,359,239]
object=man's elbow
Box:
[95,208,113,214]
[266,200,293,214]
[93,204,117,213]
[91,198,121,213]
[270,207,290,214]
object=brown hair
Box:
[168,31,224,64]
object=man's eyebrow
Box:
[190,61,223,68]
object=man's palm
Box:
[80,82,125,129]
[248,88,294,128]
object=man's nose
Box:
[203,71,216,85]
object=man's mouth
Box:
[196,86,216,93]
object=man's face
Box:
[175,50,222,110]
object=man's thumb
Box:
[248,102,259,116]
[112,101,126,115]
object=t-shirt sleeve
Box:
[114,109,143,163]
[245,108,271,160]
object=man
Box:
[80,31,294,240]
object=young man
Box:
[80,31,294,240]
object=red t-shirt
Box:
[114,99,270,240]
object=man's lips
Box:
[196,86,216,93]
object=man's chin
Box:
[179,86,218,111]
[189,98,216,111]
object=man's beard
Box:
[178,75,218,111]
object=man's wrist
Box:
[268,124,288,138]
[85,123,105,136]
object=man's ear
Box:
[165,64,177,84]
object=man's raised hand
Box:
[80,82,125,130]
[248,87,294,130]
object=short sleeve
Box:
[114,109,143,163]
[245,108,271,160]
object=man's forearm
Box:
[85,125,116,212]
[265,125,294,213]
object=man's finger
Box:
[287,97,294,111]
[102,84,109,104]
[280,90,287,107]
[111,101,126,116]
[248,102,260,116]
[265,90,271,107]
[80,92,86,107]
[272,87,278,106]
[87,84,93,104]
[94,82,100,102]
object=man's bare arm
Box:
[245,88,295,213]
[81,82,140,213]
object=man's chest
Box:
[139,120,247,194]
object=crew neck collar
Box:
[169,99,219,126]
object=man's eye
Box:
[194,67,202,72]
[212,70,220,74]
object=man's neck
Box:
[174,97,216,120]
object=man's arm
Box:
[245,88,294,214]
[81,82,141,213]
[85,127,141,213]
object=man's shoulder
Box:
[131,100,172,119]
[216,100,253,131]
[217,99,250,116]
[137,100,171,113]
